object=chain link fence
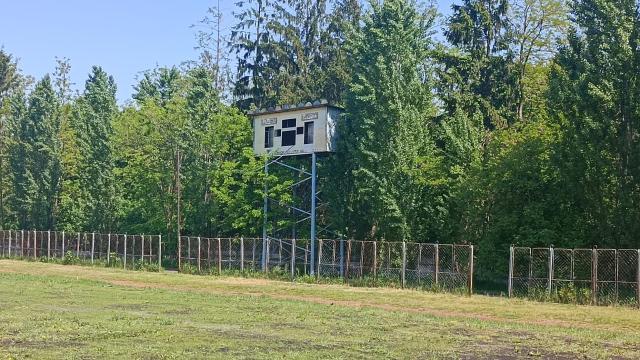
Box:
[509,246,640,306]
[178,236,314,278]
[0,230,162,270]
[6,229,640,306]
[179,237,474,294]
[318,240,474,293]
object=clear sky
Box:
[0,0,236,103]
[1,1,452,104]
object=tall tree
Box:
[0,49,22,228]
[73,66,118,231]
[330,0,444,241]
[230,0,278,109]
[510,0,567,120]
[8,90,29,229]
[548,0,640,247]
[444,0,516,128]
[27,76,61,229]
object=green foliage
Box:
[62,250,80,265]
[547,0,640,248]
[329,0,446,241]
[4,0,640,291]
[107,253,123,268]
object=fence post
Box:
[91,232,95,264]
[636,249,640,309]
[340,239,345,277]
[317,239,323,280]
[401,241,407,289]
[76,233,80,257]
[124,234,127,269]
[240,237,245,272]
[47,230,51,259]
[508,245,514,298]
[570,249,575,283]
[158,235,162,270]
[290,238,296,281]
[592,247,598,305]
[615,249,619,305]
[197,237,202,273]
[468,245,474,296]
[61,231,65,257]
[265,238,270,272]
[107,234,111,265]
[217,238,222,274]
[345,240,352,283]
[373,241,378,283]
[435,243,440,286]
[33,230,37,259]
[7,231,11,257]
[548,246,554,296]
[177,235,182,271]
[20,230,24,257]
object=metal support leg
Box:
[310,152,317,276]
[262,162,268,271]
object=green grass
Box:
[1,260,639,359]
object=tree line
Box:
[1,0,639,277]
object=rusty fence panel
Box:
[509,246,640,306]
[0,230,162,271]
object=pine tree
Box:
[0,49,22,228]
[27,75,61,229]
[230,0,278,109]
[444,0,517,128]
[73,66,118,232]
[548,0,640,247]
[8,90,30,229]
[330,0,444,241]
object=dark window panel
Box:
[282,130,296,146]
[304,121,314,144]
[264,126,274,148]
[282,119,296,128]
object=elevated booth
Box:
[248,100,343,275]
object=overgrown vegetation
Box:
[1,0,639,283]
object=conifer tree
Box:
[330,0,444,241]
[73,66,118,231]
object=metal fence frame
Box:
[178,236,474,294]
[7,229,640,307]
[508,245,640,306]
[0,230,162,270]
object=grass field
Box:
[0,261,639,359]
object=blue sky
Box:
[1,1,452,104]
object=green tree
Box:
[8,90,29,229]
[510,0,567,121]
[548,0,640,248]
[27,76,61,229]
[0,49,22,228]
[330,0,444,241]
[230,0,278,109]
[73,66,118,231]
[444,0,516,128]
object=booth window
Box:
[304,121,314,144]
[264,126,274,148]
[282,130,296,146]
[282,119,296,128]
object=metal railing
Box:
[508,246,640,306]
[0,230,162,270]
[178,236,474,294]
